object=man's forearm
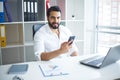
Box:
[40,42,73,60]
[40,49,63,60]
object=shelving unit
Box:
[66,0,84,55]
[0,0,86,65]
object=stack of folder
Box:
[24,0,38,21]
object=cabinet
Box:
[66,0,84,55]
[0,0,86,65]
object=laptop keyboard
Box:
[87,57,104,66]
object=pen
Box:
[52,65,58,70]
[61,72,69,75]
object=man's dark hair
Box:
[47,6,61,17]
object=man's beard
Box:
[48,22,60,29]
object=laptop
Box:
[80,44,120,68]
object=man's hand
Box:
[59,41,72,54]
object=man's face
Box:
[47,11,61,29]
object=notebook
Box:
[39,63,69,77]
[8,64,28,74]
[80,44,120,68]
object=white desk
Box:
[0,55,120,80]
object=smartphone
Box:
[68,36,75,45]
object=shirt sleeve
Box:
[34,31,44,60]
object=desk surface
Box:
[0,55,120,80]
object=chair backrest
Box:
[33,24,45,37]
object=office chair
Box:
[33,23,45,37]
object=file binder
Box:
[4,0,12,22]
[24,0,28,21]
[34,0,38,21]
[0,25,6,47]
[0,0,4,22]
[30,0,34,21]
[27,0,31,21]
[0,28,1,47]
[46,0,50,10]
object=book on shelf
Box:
[0,0,4,22]
[4,0,13,22]
[0,24,6,47]
[39,63,69,77]
[8,64,28,74]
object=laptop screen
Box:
[80,44,120,68]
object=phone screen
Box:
[68,36,75,45]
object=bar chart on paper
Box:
[39,63,69,77]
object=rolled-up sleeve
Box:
[34,31,44,60]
